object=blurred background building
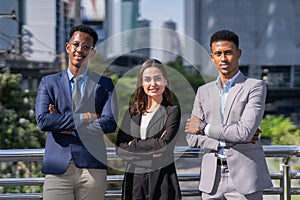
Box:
[162,20,181,63]
[1,0,300,124]
[135,18,151,58]
[105,0,139,57]
[0,0,80,89]
[183,0,300,124]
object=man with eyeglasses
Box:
[35,25,117,200]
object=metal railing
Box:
[0,146,300,200]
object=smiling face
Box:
[210,40,241,84]
[141,66,168,101]
[66,31,95,75]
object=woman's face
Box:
[141,66,167,99]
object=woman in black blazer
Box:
[116,59,182,200]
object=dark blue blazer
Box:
[35,69,117,175]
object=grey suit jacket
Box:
[186,72,272,195]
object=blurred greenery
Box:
[87,53,107,75]
[0,71,45,149]
[0,70,45,194]
[261,114,300,145]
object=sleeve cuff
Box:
[204,123,210,136]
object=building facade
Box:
[184,0,300,125]
[0,0,71,89]
[162,20,181,63]
[104,0,139,58]
[135,18,151,58]
[0,0,105,89]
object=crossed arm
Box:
[48,104,100,135]
[185,80,266,149]
[185,115,261,145]
[116,107,180,160]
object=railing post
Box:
[280,162,291,200]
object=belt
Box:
[217,159,227,166]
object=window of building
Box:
[294,66,300,87]
[261,66,291,87]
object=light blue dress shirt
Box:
[67,68,87,96]
[206,71,241,159]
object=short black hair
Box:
[210,30,239,50]
[69,25,98,47]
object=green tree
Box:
[0,71,45,149]
[0,71,44,193]
[260,114,300,145]
[166,57,206,92]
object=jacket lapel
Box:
[146,106,167,138]
[83,71,97,99]
[75,71,98,111]
[209,83,223,124]
[223,73,246,124]
[129,105,167,139]
[130,114,142,138]
[61,71,72,106]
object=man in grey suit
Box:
[185,30,272,200]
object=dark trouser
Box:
[132,172,150,200]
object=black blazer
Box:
[116,102,182,200]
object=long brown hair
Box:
[130,59,173,115]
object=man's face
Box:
[66,31,94,69]
[210,40,241,80]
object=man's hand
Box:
[185,115,202,134]
[49,104,58,113]
[59,131,72,135]
[83,112,100,123]
[250,128,261,144]
[48,104,72,135]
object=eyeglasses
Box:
[69,42,93,52]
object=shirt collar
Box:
[216,70,241,92]
[67,68,88,82]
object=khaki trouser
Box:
[43,161,107,200]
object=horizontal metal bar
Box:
[0,178,44,186]
[0,193,42,200]
[177,174,200,181]
[1,146,300,163]
[0,187,296,199]
[263,187,283,195]
[180,188,201,196]
[1,171,299,187]
[291,188,300,195]
[263,146,300,157]
[0,146,300,199]
[0,149,44,162]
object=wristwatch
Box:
[198,121,207,135]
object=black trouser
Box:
[132,172,150,200]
